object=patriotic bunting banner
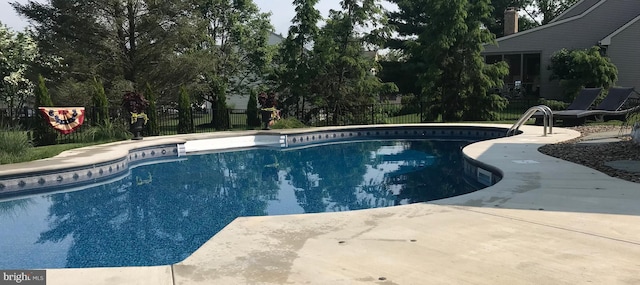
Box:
[38,107,86,134]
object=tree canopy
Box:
[0,24,37,113]
[387,0,508,121]
[275,0,322,116]
[13,0,210,103]
[549,46,618,100]
[4,0,592,128]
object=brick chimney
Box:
[504,7,518,36]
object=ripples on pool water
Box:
[0,139,476,269]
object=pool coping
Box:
[1,125,508,198]
[3,123,640,285]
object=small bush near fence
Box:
[0,129,31,155]
[271,118,306,129]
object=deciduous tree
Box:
[0,24,37,115]
[309,0,397,125]
[549,46,618,100]
[193,0,272,126]
[13,0,206,103]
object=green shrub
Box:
[549,47,618,100]
[0,152,15,165]
[177,86,194,134]
[92,77,109,124]
[81,119,131,142]
[213,90,229,131]
[33,75,58,146]
[144,83,160,136]
[246,89,261,128]
[0,129,32,155]
[538,98,568,111]
[379,104,403,118]
[463,94,509,121]
[398,94,420,116]
[271,118,306,129]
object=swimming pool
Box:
[0,126,507,269]
[1,139,483,269]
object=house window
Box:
[523,53,541,97]
[504,54,522,82]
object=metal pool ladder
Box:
[506,105,553,137]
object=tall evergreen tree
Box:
[388,0,508,121]
[144,83,160,136]
[33,75,57,146]
[202,74,230,131]
[276,0,322,118]
[177,86,194,134]
[92,77,109,125]
[246,88,261,128]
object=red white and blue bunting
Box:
[38,107,86,134]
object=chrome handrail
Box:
[506,105,553,137]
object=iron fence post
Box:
[371,104,375,125]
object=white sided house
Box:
[483,0,640,100]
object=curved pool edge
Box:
[8,124,640,285]
[0,124,506,199]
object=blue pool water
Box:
[0,139,478,269]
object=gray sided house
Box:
[483,0,640,100]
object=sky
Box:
[1,0,396,35]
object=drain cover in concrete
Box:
[604,160,640,173]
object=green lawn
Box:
[0,142,103,165]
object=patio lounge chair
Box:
[551,87,638,126]
[532,87,602,124]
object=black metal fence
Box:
[1,98,542,144]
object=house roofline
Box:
[599,14,640,46]
[493,0,606,43]
[269,31,285,40]
[548,0,588,24]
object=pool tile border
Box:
[0,144,179,197]
[284,126,507,148]
[0,125,509,198]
